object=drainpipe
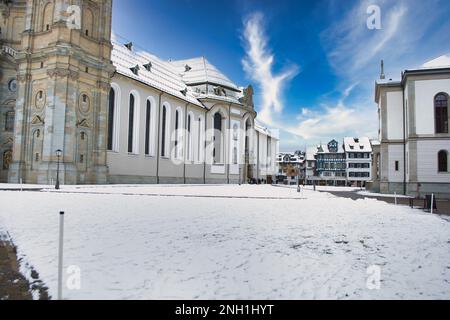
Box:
[402,84,406,195]
[203,108,211,184]
[227,103,231,184]
[156,92,164,184]
[257,131,260,182]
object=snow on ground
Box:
[0,185,449,300]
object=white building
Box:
[276,151,305,185]
[373,56,450,198]
[344,137,372,187]
[106,40,276,184]
[253,121,279,183]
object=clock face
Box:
[8,79,17,92]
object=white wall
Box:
[417,140,450,182]
[387,144,404,182]
[414,79,450,135]
[386,91,404,140]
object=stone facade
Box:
[1,0,115,185]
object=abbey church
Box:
[0,0,278,185]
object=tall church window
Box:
[175,110,179,158]
[107,88,115,151]
[5,111,15,132]
[83,8,94,38]
[213,112,222,163]
[128,94,135,153]
[42,2,54,32]
[187,114,192,161]
[435,93,448,134]
[161,105,167,157]
[145,100,151,155]
[438,150,448,173]
[197,116,203,162]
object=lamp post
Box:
[55,149,62,190]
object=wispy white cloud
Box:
[241,12,299,126]
[242,1,450,149]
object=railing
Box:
[2,45,17,58]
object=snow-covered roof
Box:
[306,146,318,161]
[277,152,304,164]
[344,137,372,153]
[111,41,204,107]
[169,57,240,91]
[422,53,450,69]
[316,141,344,154]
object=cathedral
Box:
[0,0,279,185]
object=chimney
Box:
[380,60,385,80]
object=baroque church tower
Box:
[0,0,114,184]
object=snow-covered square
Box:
[0,185,449,300]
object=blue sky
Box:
[112,0,450,151]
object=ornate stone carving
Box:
[2,137,13,147]
[46,69,79,80]
[97,80,111,92]
[31,115,45,125]
[35,90,46,110]
[17,73,32,83]
[3,150,12,170]
[76,118,91,128]
[239,85,254,108]
[78,93,90,114]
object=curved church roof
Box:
[169,57,240,91]
[111,41,203,107]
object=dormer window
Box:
[180,88,188,96]
[125,42,133,51]
[143,62,152,72]
[185,64,192,72]
[130,65,140,75]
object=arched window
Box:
[213,112,223,163]
[145,100,151,155]
[438,150,448,172]
[83,8,94,37]
[187,114,192,161]
[42,2,54,31]
[128,94,135,153]
[107,88,115,151]
[161,105,167,157]
[435,93,448,134]
[175,110,180,159]
[197,116,203,163]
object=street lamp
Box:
[55,149,62,190]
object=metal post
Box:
[239,167,242,186]
[56,156,60,190]
[431,194,434,214]
[58,211,65,300]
